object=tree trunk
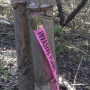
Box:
[13,3,35,90]
[12,0,58,90]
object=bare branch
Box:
[63,0,88,27]
[56,0,65,26]
[56,0,88,27]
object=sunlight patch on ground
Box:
[0,48,16,63]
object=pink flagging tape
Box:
[34,27,60,90]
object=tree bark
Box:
[13,3,35,90]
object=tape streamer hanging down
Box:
[34,26,60,90]
[30,15,59,90]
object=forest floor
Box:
[55,25,90,90]
[0,23,90,90]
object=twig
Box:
[71,83,89,86]
[0,33,15,35]
[73,56,83,90]
[66,46,90,57]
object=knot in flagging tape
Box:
[30,15,43,30]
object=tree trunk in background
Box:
[12,0,58,90]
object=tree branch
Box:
[56,0,65,26]
[63,0,88,27]
[56,0,88,27]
